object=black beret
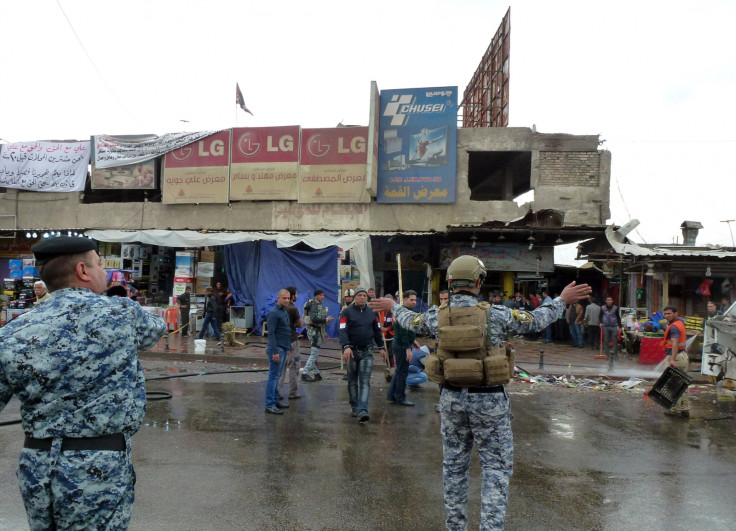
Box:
[32,236,98,265]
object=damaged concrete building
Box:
[0,126,611,303]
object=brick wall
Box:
[538,151,600,187]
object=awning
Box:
[85,229,375,289]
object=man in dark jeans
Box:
[387,290,418,406]
[339,287,387,423]
[197,287,222,341]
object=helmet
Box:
[447,255,486,288]
[343,288,355,297]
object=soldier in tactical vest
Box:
[370,255,591,530]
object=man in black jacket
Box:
[197,287,221,341]
[339,287,387,423]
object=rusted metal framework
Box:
[461,7,510,128]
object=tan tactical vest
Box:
[424,302,514,387]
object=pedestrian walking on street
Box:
[302,289,333,382]
[197,287,222,341]
[339,287,387,423]
[600,296,621,360]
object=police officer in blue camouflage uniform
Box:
[371,255,591,530]
[0,236,167,530]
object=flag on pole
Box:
[236,83,253,115]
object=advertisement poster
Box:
[162,130,230,204]
[175,251,195,277]
[90,159,156,190]
[298,127,370,203]
[230,126,300,200]
[377,86,457,203]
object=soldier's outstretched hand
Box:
[559,281,593,304]
[369,297,395,313]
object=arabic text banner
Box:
[94,131,221,168]
[298,127,370,203]
[162,131,231,204]
[377,86,457,204]
[0,141,90,192]
[230,126,300,200]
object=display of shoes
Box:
[265,407,283,415]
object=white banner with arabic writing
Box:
[94,131,223,168]
[0,141,90,192]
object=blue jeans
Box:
[198,311,221,340]
[406,371,428,387]
[387,346,410,402]
[265,346,288,408]
[569,322,583,347]
[347,347,373,414]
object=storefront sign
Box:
[298,127,370,203]
[162,131,231,204]
[0,141,90,192]
[230,126,300,200]
[377,86,457,204]
[440,244,554,273]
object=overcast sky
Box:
[2,0,734,255]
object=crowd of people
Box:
[10,244,714,530]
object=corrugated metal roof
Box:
[606,226,736,258]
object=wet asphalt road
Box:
[1,360,736,531]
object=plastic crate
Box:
[648,366,694,409]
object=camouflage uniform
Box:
[304,300,330,378]
[393,292,565,530]
[0,287,166,530]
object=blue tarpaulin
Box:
[225,240,340,337]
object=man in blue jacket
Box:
[339,287,387,423]
[265,289,292,415]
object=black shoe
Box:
[265,407,283,415]
[314,373,323,381]
[289,394,301,400]
[276,402,289,409]
[350,409,359,417]
[302,374,316,382]
[358,412,369,423]
[396,399,415,406]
